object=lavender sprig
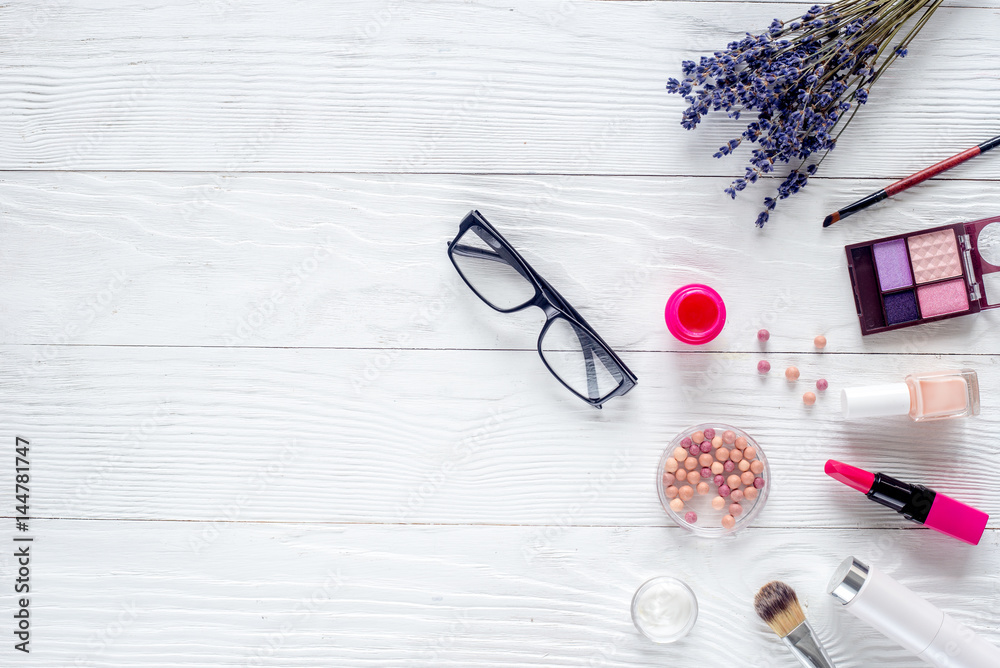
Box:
[667,0,943,226]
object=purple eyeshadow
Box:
[884,290,920,325]
[873,239,913,291]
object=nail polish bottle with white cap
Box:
[841,369,979,421]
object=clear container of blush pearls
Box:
[657,423,770,537]
[631,576,698,643]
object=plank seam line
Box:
[0,170,998,183]
[1,517,997,530]
[0,344,995,356]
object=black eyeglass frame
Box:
[447,210,637,408]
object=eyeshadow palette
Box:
[846,216,1000,335]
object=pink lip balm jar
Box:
[665,284,726,345]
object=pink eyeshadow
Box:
[907,229,962,283]
[916,279,969,318]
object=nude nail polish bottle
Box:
[841,369,980,421]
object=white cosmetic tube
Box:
[828,557,1000,668]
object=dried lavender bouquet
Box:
[667,0,943,226]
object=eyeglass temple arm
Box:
[449,244,535,284]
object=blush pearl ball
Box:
[685,511,698,524]
[757,360,771,374]
[785,366,800,381]
[803,391,817,405]
[711,496,726,510]
[814,335,827,348]
[757,329,770,342]
[670,498,684,512]
[721,514,736,529]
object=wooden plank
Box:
[14,522,1000,666]
[3,172,1000,353]
[0,1,997,177]
[2,345,997,528]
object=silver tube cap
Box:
[828,556,870,605]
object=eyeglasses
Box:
[447,210,637,408]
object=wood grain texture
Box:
[2,346,998,528]
[0,522,996,667]
[1,0,1000,665]
[3,172,1000,353]
[0,0,998,178]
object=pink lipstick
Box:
[824,460,989,545]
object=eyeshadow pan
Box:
[908,229,963,283]
[884,290,920,325]
[872,239,913,291]
[916,279,969,318]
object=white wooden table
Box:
[2,1,999,666]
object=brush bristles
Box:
[754,581,806,639]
